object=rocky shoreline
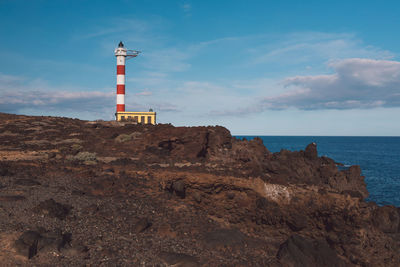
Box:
[0,112,399,266]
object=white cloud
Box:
[258,58,400,110]
[247,32,394,66]
[135,91,152,96]
[0,73,114,115]
[328,58,400,86]
[0,90,114,112]
[207,58,400,116]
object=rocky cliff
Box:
[0,113,399,266]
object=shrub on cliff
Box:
[66,151,97,165]
[115,132,142,143]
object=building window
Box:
[121,116,125,121]
[147,116,152,124]
[133,116,138,123]
[141,116,145,123]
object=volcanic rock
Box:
[14,231,41,259]
[133,217,152,233]
[172,179,186,198]
[286,213,308,232]
[0,113,399,266]
[14,229,71,259]
[304,142,318,160]
[204,228,247,248]
[373,206,400,233]
[277,235,346,267]
[33,199,71,220]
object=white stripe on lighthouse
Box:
[116,94,125,104]
[117,74,125,85]
[117,56,125,65]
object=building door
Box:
[141,116,145,124]
[147,116,152,124]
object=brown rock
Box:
[277,235,346,267]
[286,213,308,232]
[172,180,186,198]
[34,199,71,220]
[14,231,41,259]
[14,230,69,259]
[304,142,318,160]
[373,206,400,233]
[133,217,152,233]
[0,113,398,266]
[192,191,202,203]
[204,228,247,248]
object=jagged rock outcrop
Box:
[0,113,398,266]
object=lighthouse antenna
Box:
[126,50,141,59]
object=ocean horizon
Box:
[235,135,400,207]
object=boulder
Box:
[172,180,186,198]
[277,235,346,267]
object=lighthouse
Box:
[115,41,128,112]
[114,41,156,124]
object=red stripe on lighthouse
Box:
[117,85,125,94]
[117,65,125,75]
[117,104,125,112]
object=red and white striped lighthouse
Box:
[114,41,139,113]
[115,41,127,112]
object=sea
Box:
[235,136,400,207]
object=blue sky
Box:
[1,0,400,135]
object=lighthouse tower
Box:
[115,41,128,112]
[114,41,156,124]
